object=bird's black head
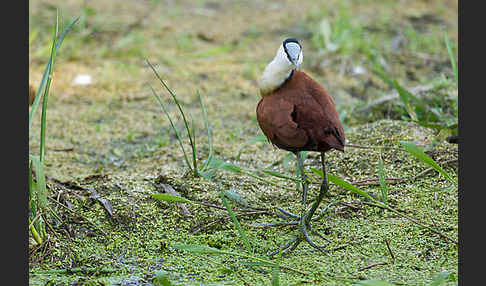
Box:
[283,38,301,47]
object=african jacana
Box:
[256,38,345,255]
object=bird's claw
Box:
[273,202,335,222]
[268,236,302,257]
[267,216,328,257]
[275,206,300,220]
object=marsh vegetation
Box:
[29,0,458,285]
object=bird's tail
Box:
[328,128,345,152]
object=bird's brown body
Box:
[257,70,345,154]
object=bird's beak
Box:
[291,57,300,68]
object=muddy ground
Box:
[29,0,458,285]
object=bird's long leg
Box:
[267,152,330,257]
[296,151,309,215]
[298,152,329,250]
[304,152,328,225]
[264,152,308,222]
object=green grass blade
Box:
[29,155,48,241]
[146,59,196,165]
[260,169,299,182]
[311,168,378,201]
[29,16,79,131]
[223,189,248,207]
[399,141,456,183]
[392,79,420,121]
[221,190,252,254]
[197,169,217,180]
[282,152,295,168]
[208,157,295,191]
[327,173,375,201]
[206,157,241,174]
[198,90,213,171]
[444,32,457,83]
[243,171,294,191]
[374,69,419,121]
[29,28,39,46]
[29,155,47,211]
[353,280,396,286]
[271,254,281,286]
[149,85,192,171]
[29,161,35,207]
[153,271,173,286]
[236,135,267,160]
[190,115,198,173]
[431,271,455,286]
[205,156,225,169]
[310,168,323,177]
[39,10,59,163]
[29,160,40,238]
[151,193,192,204]
[378,154,388,204]
[219,162,243,174]
[29,217,43,245]
[412,120,449,130]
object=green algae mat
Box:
[29,0,458,285]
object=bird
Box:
[256,38,345,255]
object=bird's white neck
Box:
[258,46,296,96]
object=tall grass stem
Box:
[149,85,192,171]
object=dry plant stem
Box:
[42,213,57,236]
[340,202,361,211]
[158,183,191,216]
[195,201,231,211]
[351,177,406,185]
[384,238,395,263]
[358,261,388,271]
[412,158,458,180]
[51,147,74,152]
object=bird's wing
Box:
[257,97,308,149]
[301,76,346,151]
